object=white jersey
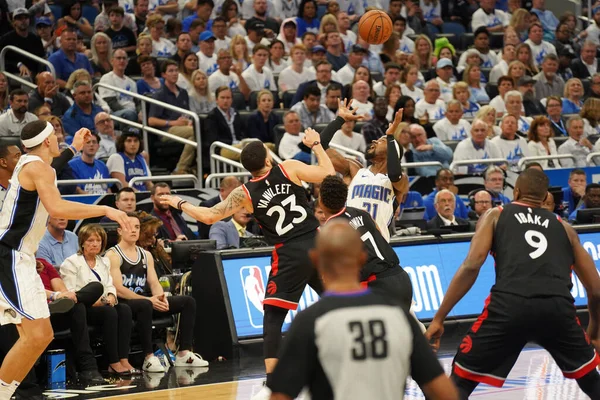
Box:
[347,168,395,242]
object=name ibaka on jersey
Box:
[514,212,550,228]
[350,184,393,202]
[257,183,292,209]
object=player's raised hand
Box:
[160,194,183,209]
[302,128,321,147]
[424,319,444,352]
[337,98,365,122]
[106,208,133,232]
[71,128,93,152]
[386,108,403,136]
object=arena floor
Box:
[40,347,593,399]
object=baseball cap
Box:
[12,8,29,18]
[558,48,576,59]
[246,19,265,32]
[517,76,536,86]
[311,45,326,53]
[199,31,215,42]
[350,44,367,54]
[35,17,52,27]
[436,58,453,69]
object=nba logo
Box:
[240,266,266,328]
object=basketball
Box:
[358,10,393,45]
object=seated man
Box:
[94,112,120,160]
[68,133,111,195]
[405,124,453,177]
[491,114,531,172]
[62,81,104,137]
[37,217,79,267]
[204,86,245,161]
[28,72,71,117]
[423,168,469,220]
[100,187,137,223]
[468,189,494,221]
[0,89,38,137]
[290,86,335,129]
[568,183,600,223]
[562,169,587,216]
[150,182,196,241]
[98,49,139,123]
[106,132,152,191]
[427,189,470,229]
[483,166,511,204]
[209,208,254,249]
[107,213,209,372]
[278,110,310,163]
[198,176,241,239]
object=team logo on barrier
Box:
[240,266,266,328]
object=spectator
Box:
[209,208,254,248]
[182,0,214,33]
[205,86,245,160]
[59,224,136,376]
[324,84,342,115]
[176,52,199,91]
[290,85,335,128]
[221,0,246,37]
[415,80,446,121]
[531,0,559,41]
[197,175,241,238]
[414,34,434,70]
[507,59,528,84]
[385,83,402,122]
[188,69,217,114]
[62,81,103,137]
[37,16,57,58]
[48,28,94,88]
[489,76,516,116]
[325,31,348,72]
[135,211,174,276]
[107,132,153,191]
[337,45,367,86]
[515,43,539,76]
[245,0,279,38]
[484,165,511,204]
[125,34,158,77]
[459,28,500,71]
[527,116,560,169]
[453,82,480,119]
[330,120,365,153]
[475,105,501,137]
[361,97,388,144]
[188,19,205,54]
[172,32,193,65]
[106,213,208,373]
[427,189,470,228]
[197,31,219,76]
[208,49,250,98]
[0,72,8,113]
[292,61,341,106]
[29,72,71,117]
[278,110,309,162]
[380,32,400,64]
[148,60,197,174]
[581,97,600,137]
[468,189,494,221]
[568,183,600,223]
[105,6,137,55]
[435,58,455,103]
[244,20,270,50]
[0,143,21,205]
[212,16,231,53]
[453,119,502,174]
[350,80,374,118]
[136,55,163,95]
[471,0,509,32]
[571,41,599,80]
[374,63,401,98]
[277,18,300,55]
[558,116,592,168]
[489,43,516,84]
[491,114,531,171]
[524,23,557,68]
[42,116,68,151]
[563,169,587,216]
[133,0,149,34]
[554,22,579,61]
[464,64,489,104]
[400,64,424,103]
[94,112,119,159]
[146,14,176,57]
[433,100,471,141]
[533,54,565,101]
[406,123,453,177]
[0,8,45,78]
[267,39,289,73]
[99,49,139,123]
[33,105,51,119]
[517,76,545,117]
[150,183,196,241]
[561,78,584,114]
[247,90,281,143]
[504,90,533,132]
[68,132,111,194]
[242,44,278,92]
[394,16,414,54]
[357,37,384,75]
[278,44,314,92]
[423,168,469,219]
[295,0,318,37]
[94,0,137,33]
[0,89,37,137]
[38,217,79,267]
[115,187,138,213]
[545,95,568,137]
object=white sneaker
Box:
[174,352,209,367]
[251,384,272,400]
[143,355,166,373]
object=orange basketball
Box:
[358,10,393,45]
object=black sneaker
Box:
[79,369,105,384]
[48,298,75,314]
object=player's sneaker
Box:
[143,355,166,373]
[174,366,209,385]
[250,383,271,400]
[174,352,209,367]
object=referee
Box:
[268,220,458,400]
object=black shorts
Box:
[365,268,413,312]
[263,232,322,310]
[453,291,600,387]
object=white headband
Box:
[22,122,54,148]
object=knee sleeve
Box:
[263,305,288,359]
[577,370,600,400]
[451,373,479,400]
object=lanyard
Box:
[551,119,567,136]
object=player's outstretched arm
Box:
[426,207,498,349]
[160,186,251,225]
[281,128,335,184]
[319,98,364,150]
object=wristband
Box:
[177,200,188,210]
[310,141,320,149]
[17,62,23,68]
[68,145,78,154]
[165,120,170,128]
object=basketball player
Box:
[425,168,600,399]
[0,121,131,400]
[160,99,362,400]
[268,220,458,400]
[321,109,408,241]
[318,175,412,310]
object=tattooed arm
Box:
[160,186,252,225]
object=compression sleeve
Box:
[51,147,75,174]
[319,116,345,150]
[387,135,403,183]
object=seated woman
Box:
[247,90,281,144]
[463,64,489,104]
[188,70,216,114]
[136,55,163,96]
[562,78,584,115]
[136,211,173,277]
[107,213,208,372]
[453,82,480,119]
[546,96,568,136]
[527,116,560,169]
[60,224,136,376]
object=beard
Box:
[365,147,376,161]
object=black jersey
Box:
[328,207,400,281]
[491,202,574,300]
[242,165,319,245]
[268,289,444,400]
[110,245,150,295]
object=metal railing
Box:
[0,45,56,89]
[128,174,199,189]
[449,158,508,173]
[92,83,202,184]
[587,152,600,166]
[205,172,252,188]
[57,178,123,189]
[329,143,367,166]
[517,155,576,170]
[404,161,445,169]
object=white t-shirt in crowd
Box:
[151,38,176,57]
[401,84,423,103]
[399,35,415,54]
[351,99,374,119]
[341,30,357,53]
[176,74,192,91]
[471,7,509,31]
[208,70,241,91]
[278,132,304,159]
[242,64,278,92]
[215,36,232,53]
[415,98,446,120]
[198,52,219,75]
[524,39,557,67]
[278,66,315,92]
[98,72,138,111]
[452,138,503,174]
[433,118,472,141]
[490,135,531,171]
[336,64,356,86]
[330,130,367,153]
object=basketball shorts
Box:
[0,244,49,325]
[263,232,322,310]
[453,291,600,387]
[363,267,413,312]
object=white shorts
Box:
[0,247,49,325]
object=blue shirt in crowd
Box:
[48,49,94,82]
[68,157,111,194]
[62,102,104,137]
[423,189,469,220]
[37,229,79,267]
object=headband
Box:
[22,122,53,148]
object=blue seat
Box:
[442,22,466,36]
[82,4,99,24]
[49,4,62,20]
